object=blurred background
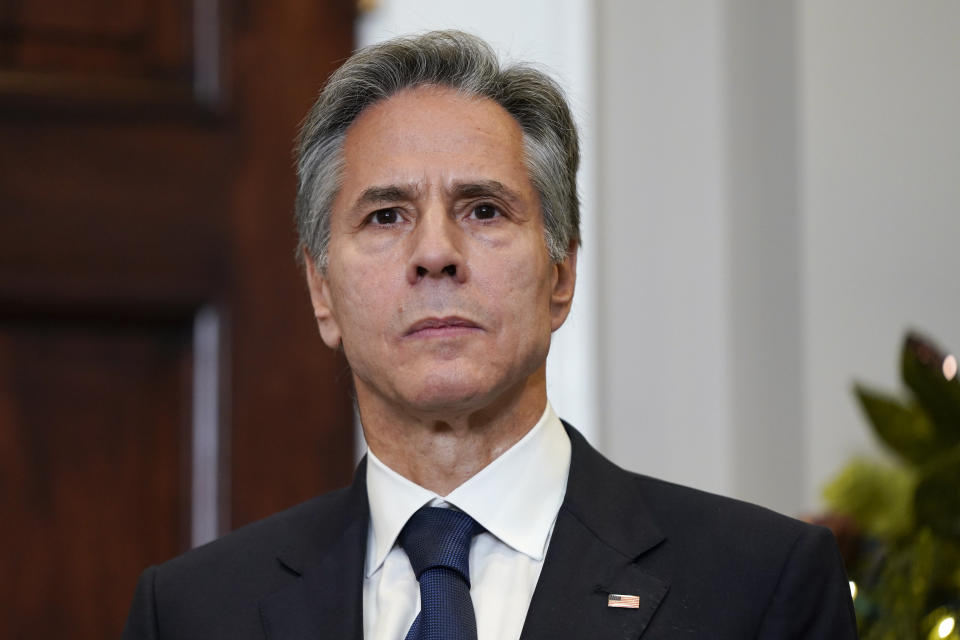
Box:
[1,0,958,637]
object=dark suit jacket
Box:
[123,425,858,639]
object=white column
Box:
[724,1,804,513]
[597,0,733,497]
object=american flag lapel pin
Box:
[607,593,641,609]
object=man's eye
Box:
[370,209,399,225]
[471,204,500,220]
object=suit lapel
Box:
[260,460,369,640]
[520,426,669,640]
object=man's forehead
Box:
[333,86,535,210]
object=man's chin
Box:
[401,385,493,417]
[395,374,539,423]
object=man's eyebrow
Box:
[355,184,421,207]
[353,180,522,208]
[450,180,522,203]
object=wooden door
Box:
[0,1,356,637]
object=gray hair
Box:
[295,30,580,269]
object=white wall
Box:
[598,0,960,515]
[799,0,960,507]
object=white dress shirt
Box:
[362,402,571,640]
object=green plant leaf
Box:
[914,445,960,538]
[855,384,940,465]
[823,457,915,539]
[901,333,960,448]
[839,332,960,637]
[857,529,938,639]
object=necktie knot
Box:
[398,506,482,585]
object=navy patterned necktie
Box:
[398,506,483,640]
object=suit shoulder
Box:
[131,484,362,638]
[623,469,839,582]
[564,424,819,557]
[632,472,808,537]
[156,483,357,584]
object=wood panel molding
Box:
[0,0,225,114]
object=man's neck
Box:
[357,369,548,495]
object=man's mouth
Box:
[404,316,482,338]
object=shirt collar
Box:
[364,401,571,578]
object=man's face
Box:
[305,86,576,418]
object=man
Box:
[123,31,857,639]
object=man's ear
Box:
[303,249,343,349]
[550,239,578,331]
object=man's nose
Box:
[406,207,467,284]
